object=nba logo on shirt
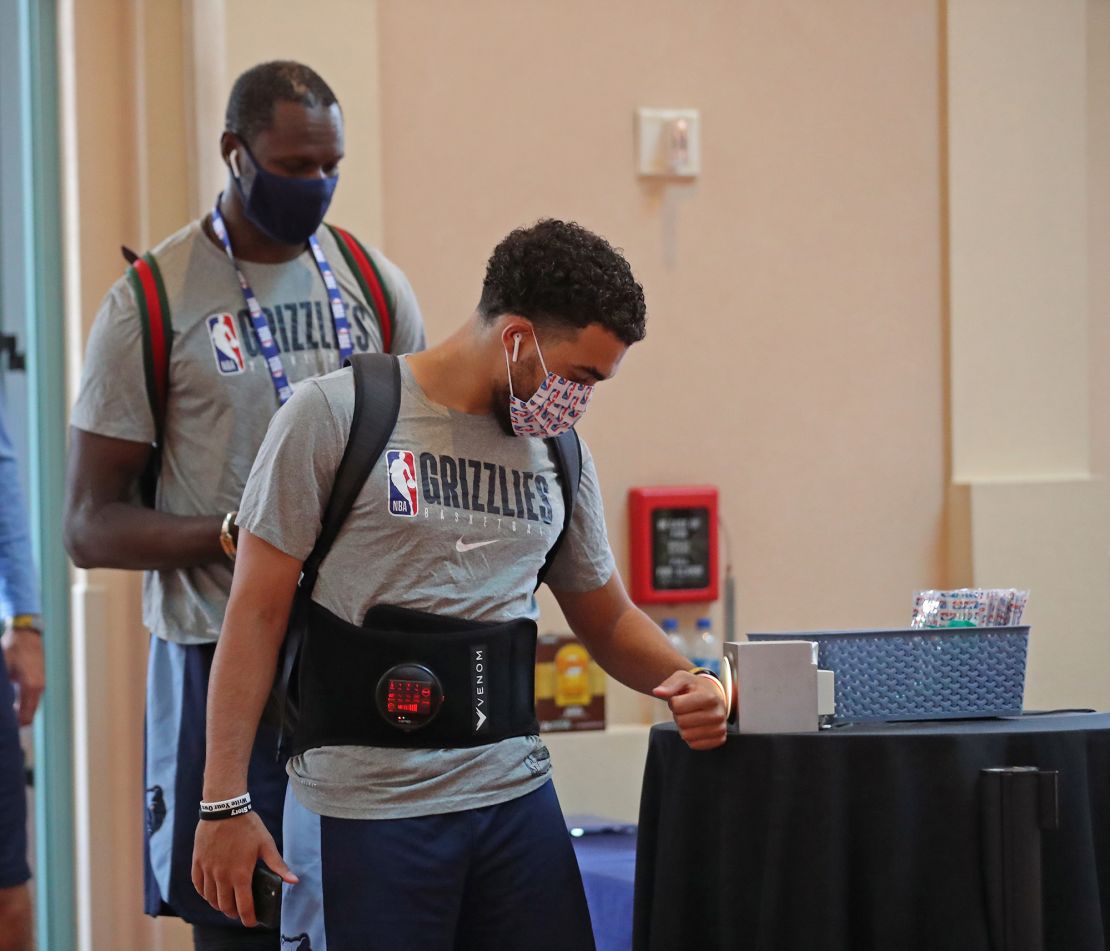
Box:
[386,450,419,517]
[207,314,245,374]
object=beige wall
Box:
[947,0,1110,711]
[377,0,950,719]
[1091,0,1110,479]
[949,0,1091,481]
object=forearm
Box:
[202,606,287,800]
[559,578,727,750]
[582,604,691,697]
[202,529,301,801]
[66,501,225,570]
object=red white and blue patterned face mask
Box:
[504,331,594,438]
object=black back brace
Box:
[273,352,583,755]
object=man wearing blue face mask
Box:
[191,220,728,950]
[64,61,426,951]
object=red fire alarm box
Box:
[628,485,719,605]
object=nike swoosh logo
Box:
[456,538,500,553]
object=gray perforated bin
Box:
[747,626,1030,723]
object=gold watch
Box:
[220,511,238,562]
[6,614,43,635]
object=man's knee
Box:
[0,883,33,951]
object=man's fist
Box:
[653,670,728,750]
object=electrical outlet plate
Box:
[636,107,701,178]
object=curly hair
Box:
[478,219,646,345]
[225,61,339,144]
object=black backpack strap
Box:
[276,352,402,754]
[535,428,583,590]
[299,352,402,594]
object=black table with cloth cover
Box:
[632,714,1110,951]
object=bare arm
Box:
[63,426,227,570]
[201,529,300,798]
[553,573,692,692]
[553,573,727,750]
[193,529,302,925]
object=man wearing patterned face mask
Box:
[192,219,729,949]
[65,61,426,951]
[498,328,595,438]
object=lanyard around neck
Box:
[211,196,354,405]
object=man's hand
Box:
[2,628,45,726]
[653,670,728,750]
[192,812,298,927]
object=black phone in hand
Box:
[251,864,282,930]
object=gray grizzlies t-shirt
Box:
[70,219,425,644]
[237,358,616,819]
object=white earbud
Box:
[511,333,522,363]
[229,150,242,179]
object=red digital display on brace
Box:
[386,680,434,717]
[376,663,444,732]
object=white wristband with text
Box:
[199,792,251,814]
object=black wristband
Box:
[198,801,253,821]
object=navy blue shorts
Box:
[0,650,30,889]
[281,779,596,950]
[143,635,288,927]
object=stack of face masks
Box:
[910,588,1029,629]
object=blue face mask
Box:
[230,142,338,245]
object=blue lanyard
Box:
[211,197,354,405]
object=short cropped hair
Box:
[478,219,646,345]
[225,61,339,143]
